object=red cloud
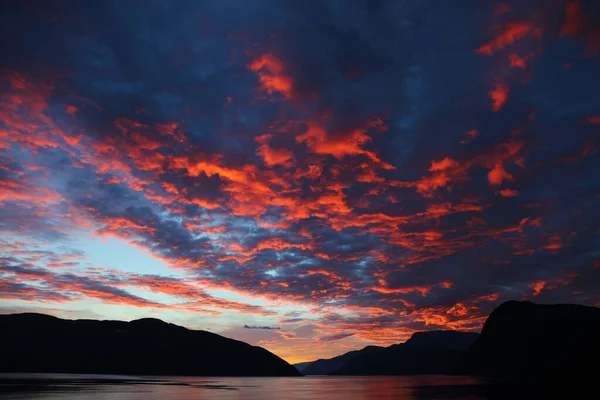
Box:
[46,262,79,268]
[447,303,470,317]
[558,0,600,55]
[156,122,186,143]
[255,134,294,167]
[248,54,293,99]
[543,235,563,251]
[560,0,583,38]
[529,280,546,295]
[509,53,533,69]
[64,104,79,114]
[475,23,542,56]
[499,188,519,197]
[296,120,392,168]
[461,129,478,144]
[488,163,514,186]
[396,156,471,197]
[429,157,459,172]
[489,82,509,112]
[0,179,61,205]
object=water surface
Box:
[0,373,493,399]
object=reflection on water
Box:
[0,374,493,399]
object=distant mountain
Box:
[460,301,600,396]
[0,313,301,377]
[302,330,477,376]
[302,346,383,375]
[293,361,313,372]
[335,330,478,375]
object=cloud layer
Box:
[1,0,600,362]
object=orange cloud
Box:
[255,134,294,167]
[476,23,542,55]
[473,293,501,303]
[529,280,546,295]
[396,156,470,197]
[488,163,514,186]
[481,140,524,168]
[461,129,478,144]
[447,303,470,317]
[542,235,563,251]
[369,285,432,296]
[156,122,186,143]
[296,120,392,167]
[499,188,519,197]
[171,154,274,216]
[509,53,533,69]
[429,157,459,172]
[489,82,509,112]
[248,53,293,99]
[254,237,312,253]
[368,281,453,297]
[413,174,453,195]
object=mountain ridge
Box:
[301,345,383,375]
[300,330,478,375]
[335,330,478,375]
[0,313,301,377]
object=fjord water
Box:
[0,374,491,399]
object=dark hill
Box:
[335,330,478,375]
[460,301,600,396]
[292,361,313,372]
[0,313,301,376]
[302,345,383,375]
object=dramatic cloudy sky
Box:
[1,0,599,363]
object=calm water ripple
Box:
[0,374,496,399]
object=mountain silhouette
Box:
[292,361,313,372]
[301,345,383,375]
[335,330,478,375]
[459,300,600,397]
[0,313,301,376]
[301,330,477,375]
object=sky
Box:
[1,0,599,364]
